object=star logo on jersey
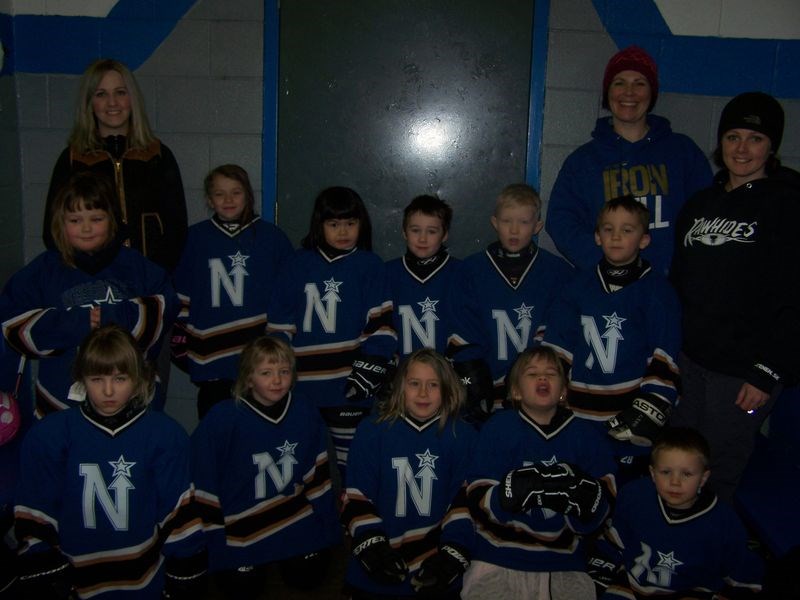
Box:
[416,449,439,470]
[96,286,123,305]
[514,303,533,322]
[418,297,439,315]
[541,455,558,467]
[276,440,298,458]
[323,278,342,294]
[656,550,683,571]
[602,312,626,331]
[109,455,136,478]
[228,251,249,268]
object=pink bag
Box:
[0,356,24,446]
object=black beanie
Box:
[717,92,784,152]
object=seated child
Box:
[0,172,178,417]
[342,349,477,599]
[447,184,572,422]
[602,427,763,598]
[386,195,461,356]
[191,336,340,599]
[14,325,204,599]
[172,164,293,419]
[542,195,680,474]
[463,346,615,600]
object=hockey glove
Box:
[452,359,495,423]
[411,542,470,597]
[162,550,208,600]
[607,393,671,446]
[500,462,577,514]
[352,531,408,585]
[18,548,73,600]
[345,355,390,402]
[564,465,606,521]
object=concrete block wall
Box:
[0,74,23,286]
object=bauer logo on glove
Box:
[344,355,390,402]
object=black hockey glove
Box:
[452,359,494,423]
[169,323,191,374]
[607,393,671,446]
[345,355,390,402]
[564,466,606,521]
[18,548,73,600]
[162,550,208,600]
[411,542,470,597]
[500,462,576,513]
[585,536,623,593]
[352,531,408,585]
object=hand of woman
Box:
[735,382,769,413]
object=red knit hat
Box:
[602,45,658,112]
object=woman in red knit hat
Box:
[546,45,712,276]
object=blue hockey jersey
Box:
[543,265,681,420]
[448,246,572,394]
[191,393,340,571]
[603,478,762,599]
[0,247,178,417]
[266,247,395,409]
[173,217,293,383]
[14,404,203,599]
[547,114,712,275]
[342,415,477,596]
[467,407,616,572]
[386,253,461,356]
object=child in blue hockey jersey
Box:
[0,172,178,417]
[464,346,616,600]
[14,325,205,599]
[447,184,572,422]
[602,427,763,599]
[267,187,395,473]
[386,195,461,356]
[191,336,340,599]
[543,196,681,476]
[173,164,293,418]
[342,348,477,599]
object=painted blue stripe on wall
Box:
[592,0,800,98]
[261,0,279,224]
[525,0,550,191]
[3,0,196,74]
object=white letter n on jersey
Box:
[581,315,623,373]
[492,310,530,361]
[398,304,436,353]
[303,283,340,333]
[392,457,434,517]
[80,464,134,531]
[209,257,246,307]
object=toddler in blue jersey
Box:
[267,187,395,476]
[602,427,763,599]
[191,336,340,600]
[342,348,477,599]
[0,172,178,417]
[14,325,205,599]
[386,195,461,357]
[542,196,681,479]
[463,346,615,600]
[172,164,293,419]
[447,184,572,422]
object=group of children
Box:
[0,164,765,599]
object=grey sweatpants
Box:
[670,353,778,502]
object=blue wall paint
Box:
[592,0,800,98]
[525,0,551,191]
[3,0,196,74]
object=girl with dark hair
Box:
[172,164,293,418]
[0,171,178,417]
[268,186,395,479]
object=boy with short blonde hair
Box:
[602,427,763,598]
[447,183,573,422]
